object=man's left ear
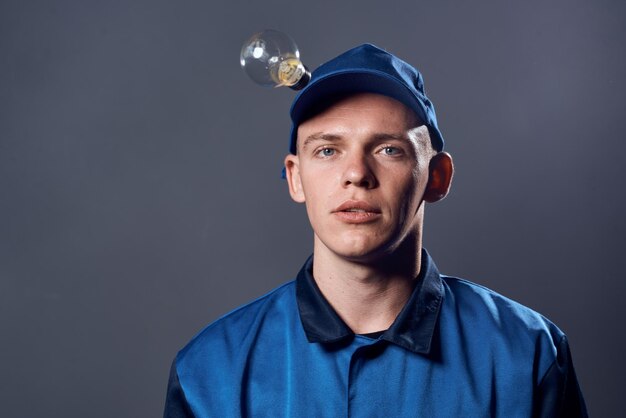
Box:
[424,152,454,203]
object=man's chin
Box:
[330,241,395,264]
[313,230,403,263]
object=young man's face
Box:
[285,93,438,262]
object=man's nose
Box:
[341,151,377,189]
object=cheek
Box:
[394,174,422,218]
[300,163,340,200]
[300,180,326,221]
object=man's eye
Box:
[381,146,402,156]
[317,148,335,157]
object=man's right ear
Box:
[284,154,306,203]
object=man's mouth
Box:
[332,200,381,223]
[333,200,381,213]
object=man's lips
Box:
[332,200,381,223]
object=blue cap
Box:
[288,44,444,154]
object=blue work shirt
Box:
[164,250,587,417]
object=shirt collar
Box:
[295,249,444,354]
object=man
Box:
[164,44,587,417]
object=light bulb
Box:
[240,29,310,90]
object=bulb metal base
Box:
[289,66,311,91]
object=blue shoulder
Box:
[442,276,563,338]
[177,281,297,368]
[440,275,565,377]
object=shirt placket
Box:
[346,338,387,418]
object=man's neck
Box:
[311,236,422,335]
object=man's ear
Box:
[284,154,306,203]
[424,152,454,203]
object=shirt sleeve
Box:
[533,335,588,418]
[163,358,196,418]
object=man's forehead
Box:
[301,92,420,123]
[296,93,423,140]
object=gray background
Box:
[1,0,624,416]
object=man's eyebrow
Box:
[301,133,343,149]
[371,133,410,142]
[301,132,413,150]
